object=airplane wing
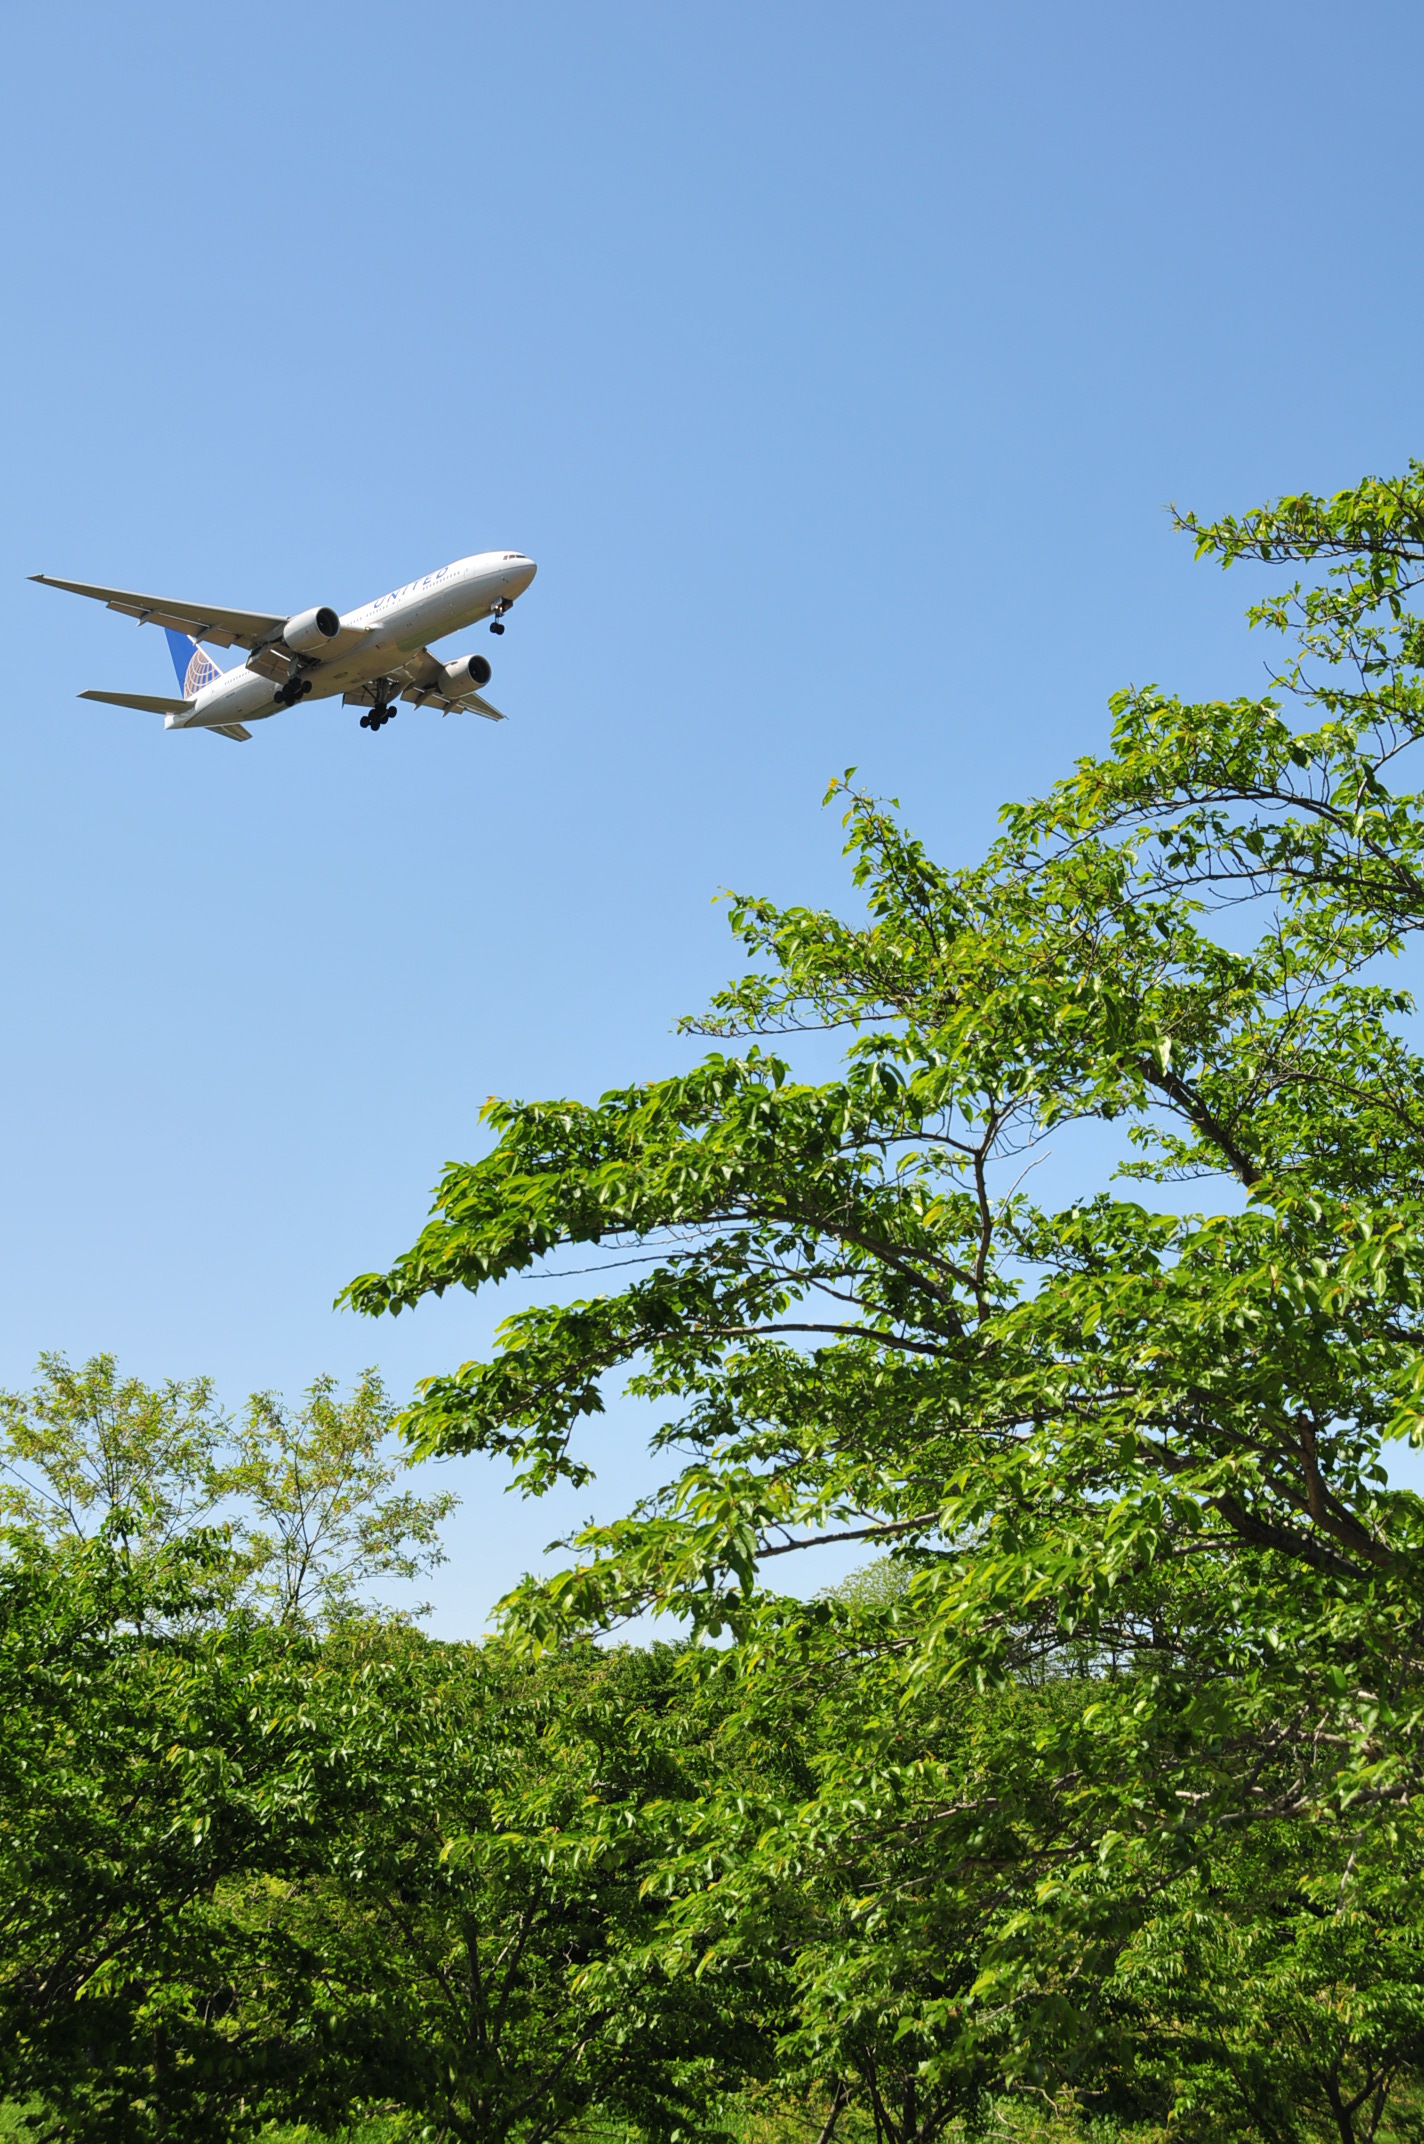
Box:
[459,690,506,722]
[344,656,507,722]
[32,574,287,651]
[380,650,507,720]
[391,683,506,719]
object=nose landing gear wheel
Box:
[489,620,505,635]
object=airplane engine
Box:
[282,605,341,655]
[439,654,493,696]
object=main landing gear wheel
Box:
[361,703,397,731]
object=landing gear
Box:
[275,675,314,708]
[489,597,512,636]
[359,678,399,732]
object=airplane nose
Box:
[514,558,537,592]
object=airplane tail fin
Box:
[165,628,221,699]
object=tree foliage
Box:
[0,1357,455,1628]
[0,1354,223,1555]
[225,1634,777,2144]
[0,1531,770,2144]
[217,1370,455,1626]
[0,1533,337,2141]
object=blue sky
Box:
[3,1,1423,1630]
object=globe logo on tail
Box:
[183,644,219,697]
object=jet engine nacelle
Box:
[439,654,493,697]
[282,605,341,655]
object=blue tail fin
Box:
[165,629,221,700]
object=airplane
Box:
[30,548,538,742]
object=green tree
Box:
[217,1369,456,1626]
[0,1559,776,2144]
[346,462,1424,2133]
[1100,1811,1424,2143]
[0,1353,222,1557]
[0,1374,767,2142]
[229,1634,778,2144]
[0,1531,343,2143]
[0,1357,457,1629]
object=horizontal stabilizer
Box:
[206,723,251,742]
[79,689,193,715]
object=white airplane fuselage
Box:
[173,549,536,732]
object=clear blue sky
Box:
[4,1,1423,1631]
